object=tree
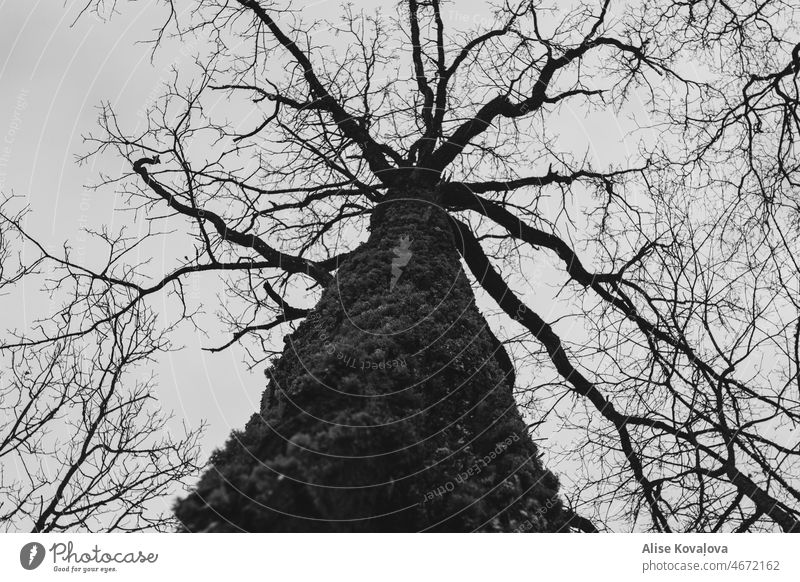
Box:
[0,203,203,531]
[3,0,800,532]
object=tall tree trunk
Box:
[175,191,565,532]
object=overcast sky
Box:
[0,1,273,515]
[0,0,648,524]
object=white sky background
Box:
[0,0,652,528]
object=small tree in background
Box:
[0,211,203,531]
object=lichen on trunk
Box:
[175,191,565,532]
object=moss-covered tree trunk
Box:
[175,189,565,532]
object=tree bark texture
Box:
[175,191,565,532]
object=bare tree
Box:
[0,201,203,532]
[3,0,800,531]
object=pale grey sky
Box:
[0,0,650,527]
[0,1,268,519]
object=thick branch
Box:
[132,156,333,286]
[449,217,800,533]
[449,216,671,531]
[236,0,399,182]
[428,37,657,171]
[442,183,618,285]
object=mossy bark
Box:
[174,192,565,532]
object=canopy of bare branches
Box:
[2,0,800,532]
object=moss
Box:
[174,195,565,532]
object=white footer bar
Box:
[2,533,796,581]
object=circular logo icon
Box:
[20,542,46,570]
